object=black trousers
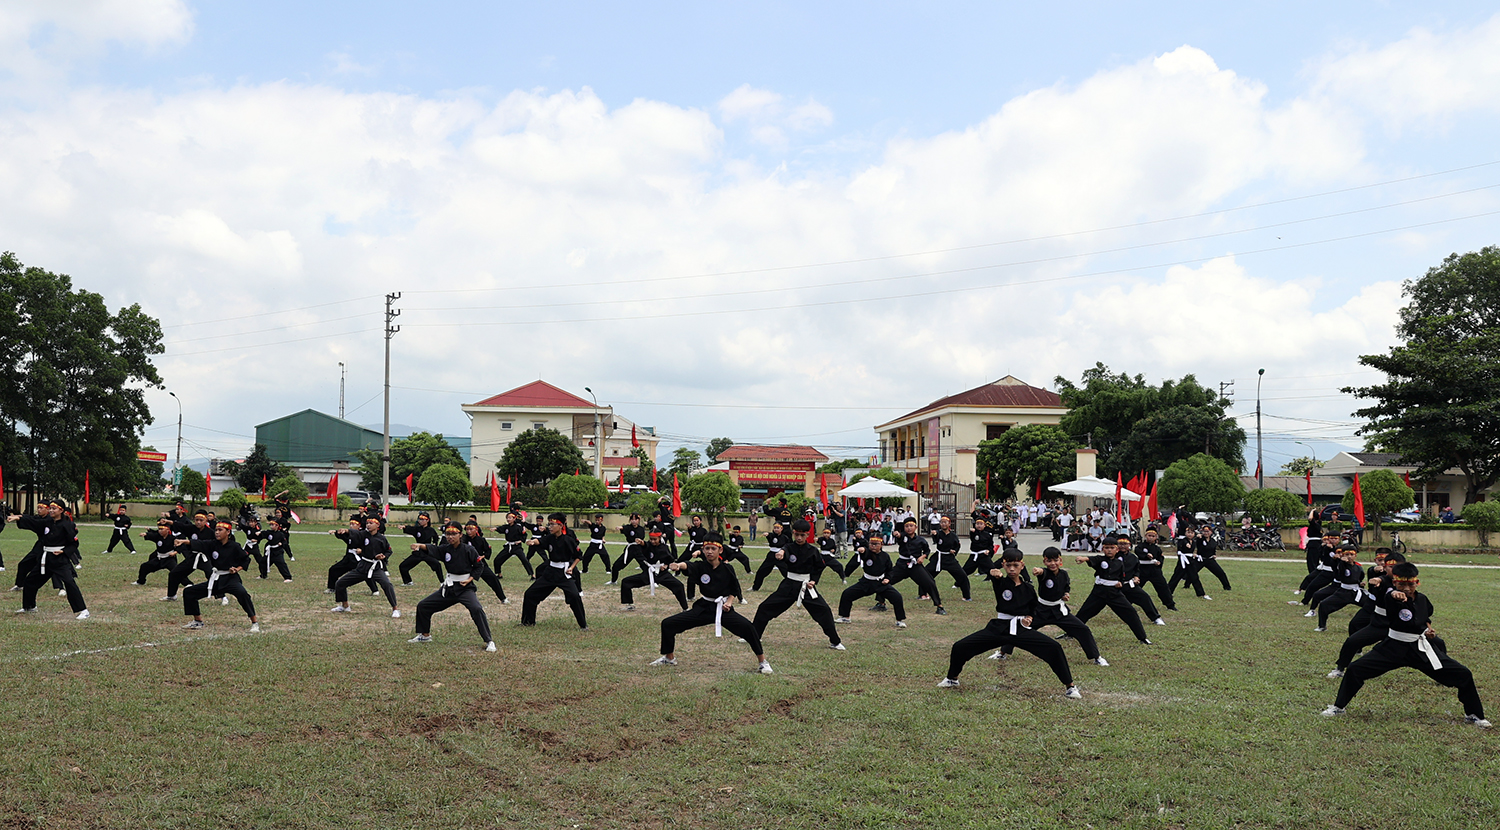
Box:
[167,558,202,598]
[415,583,492,642]
[752,578,841,646]
[947,620,1073,686]
[473,561,506,602]
[926,556,971,600]
[183,574,254,619]
[251,546,294,581]
[107,530,136,553]
[1336,623,1388,670]
[1298,569,1335,601]
[1167,558,1204,597]
[1346,606,1376,637]
[1137,565,1177,610]
[1122,584,1161,622]
[493,543,534,578]
[661,601,762,655]
[1334,639,1484,718]
[962,553,994,577]
[136,556,177,585]
[1198,556,1231,591]
[837,579,906,620]
[723,549,752,574]
[621,570,687,609]
[751,552,782,591]
[1317,590,1361,627]
[399,551,445,584]
[335,566,397,608]
[21,566,86,613]
[327,557,374,592]
[1075,585,1150,643]
[521,569,587,628]
[1018,609,1101,661]
[580,540,611,572]
[888,560,942,607]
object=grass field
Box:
[2,524,1497,829]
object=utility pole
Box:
[1219,380,1235,404]
[338,362,346,419]
[584,387,603,482]
[382,293,401,510]
[169,391,183,490]
[1256,368,1265,490]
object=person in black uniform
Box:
[1132,526,1176,611]
[1118,540,1166,627]
[1295,530,1340,605]
[656,497,679,557]
[816,526,843,582]
[995,547,1107,665]
[179,520,259,631]
[492,512,535,580]
[325,517,369,593]
[762,497,793,535]
[619,528,688,611]
[329,515,402,617]
[1323,562,1489,727]
[653,538,773,674]
[1328,551,1404,677]
[751,522,788,591]
[723,525,752,573]
[462,521,508,605]
[833,535,907,628]
[609,514,647,583]
[241,516,269,578]
[580,513,612,573]
[751,519,844,650]
[888,519,947,615]
[1074,535,1152,645]
[1194,524,1232,592]
[937,548,1082,698]
[681,515,708,561]
[8,500,89,619]
[1341,550,1395,636]
[132,518,179,587]
[407,522,496,651]
[398,512,443,585]
[1312,545,1364,632]
[925,515,971,601]
[520,513,587,629]
[963,516,996,576]
[162,510,213,601]
[259,516,294,582]
[105,504,135,554]
[1167,525,1207,600]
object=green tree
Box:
[1055,364,1244,477]
[1459,501,1500,547]
[1242,488,1305,523]
[705,437,734,463]
[1278,456,1324,476]
[496,427,589,486]
[762,490,814,521]
[817,458,870,474]
[216,488,249,513]
[623,490,664,517]
[178,468,207,509]
[1157,453,1245,514]
[1346,247,1500,505]
[975,425,1079,499]
[1340,469,1414,540]
[622,446,656,487]
[235,443,289,492]
[268,472,309,502]
[664,447,702,479]
[548,473,609,521]
[682,471,742,531]
[0,252,164,509]
[415,463,473,519]
[353,431,466,495]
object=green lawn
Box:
[2,525,1496,829]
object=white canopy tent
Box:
[837,478,919,499]
[1048,476,1143,502]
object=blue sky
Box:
[4,1,1499,475]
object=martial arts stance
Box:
[1074,535,1152,645]
[179,520,260,632]
[834,534,907,628]
[651,538,773,674]
[520,513,588,629]
[463,521,508,604]
[752,519,844,650]
[994,547,1108,666]
[580,513,612,573]
[1132,527,1176,611]
[963,516,996,577]
[619,528,688,611]
[1323,562,1488,727]
[408,523,495,651]
[105,504,135,554]
[330,516,401,617]
[133,518,179,588]
[399,513,443,585]
[925,515,971,601]
[492,512,535,579]
[751,523,788,591]
[937,549,1082,698]
[7,501,89,619]
[889,519,947,615]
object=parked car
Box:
[340,490,377,503]
[1316,504,1346,523]
[1380,508,1422,524]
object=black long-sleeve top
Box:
[853,549,894,580]
[933,531,961,562]
[1133,542,1164,567]
[1194,538,1219,559]
[687,525,708,545]
[968,528,994,553]
[112,513,133,532]
[990,576,1039,616]
[764,531,788,551]
[143,528,178,559]
[336,528,393,567]
[499,522,529,545]
[534,532,581,566]
[818,536,838,555]
[727,533,744,552]
[432,541,482,578]
[466,532,492,560]
[896,534,930,563]
[1036,567,1071,603]
[1331,558,1363,587]
[622,524,645,545]
[1378,589,1433,638]
[779,541,826,581]
[1083,554,1126,585]
[402,523,439,547]
[630,541,676,571]
[587,522,607,542]
[186,537,250,572]
[685,559,743,601]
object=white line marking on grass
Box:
[29,631,261,661]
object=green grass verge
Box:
[1,525,1496,829]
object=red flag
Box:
[1147,478,1159,522]
[617,467,625,493]
[506,475,513,504]
[652,467,657,491]
[0,463,5,498]
[1034,478,1041,501]
[261,473,267,500]
[204,472,211,506]
[1352,473,1365,527]
[575,468,579,476]
[984,471,990,500]
[1114,472,1123,522]
[671,473,682,518]
[1254,460,1262,479]
[489,473,500,512]
[84,469,90,505]
[1402,471,1411,486]
[1127,472,1146,520]
[820,475,829,516]
[631,424,639,449]
[405,473,414,496]
[1305,469,1313,506]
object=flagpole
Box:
[381,292,401,512]
[1255,368,1265,490]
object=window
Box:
[501,422,512,430]
[985,424,1011,441]
[533,423,544,431]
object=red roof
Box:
[468,380,596,409]
[883,375,1063,425]
[717,444,830,463]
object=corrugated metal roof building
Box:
[255,409,383,468]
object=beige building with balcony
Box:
[461,380,659,485]
[874,376,1067,493]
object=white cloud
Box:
[717,83,834,147]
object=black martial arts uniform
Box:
[1195,536,1231,591]
[1167,533,1205,598]
[493,520,535,578]
[1074,553,1151,644]
[1332,588,1485,720]
[463,529,506,603]
[181,537,256,621]
[1005,566,1101,661]
[166,521,214,599]
[135,528,179,585]
[399,521,443,584]
[15,514,87,614]
[333,527,398,609]
[751,530,789,591]
[926,528,970,600]
[723,532,752,573]
[412,540,492,643]
[1132,540,1176,610]
[620,540,687,609]
[751,540,842,646]
[1314,558,1364,629]
[1118,551,1163,622]
[660,559,762,656]
[836,547,906,622]
[944,574,1074,687]
[887,531,943,609]
[520,531,587,628]
[581,521,611,573]
[106,511,135,553]
[963,526,995,576]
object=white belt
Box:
[700,596,728,637]
[1337,582,1363,602]
[207,567,233,594]
[357,556,385,579]
[647,562,661,595]
[548,560,570,569]
[1038,596,1070,616]
[1094,577,1123,587]
[994,612,1028,635]
[786,571,818,606]
[861,573,884,581]
[1387,629,1443,670]
[1317,563,1334,572]
[1374,606,1388,616]
[589,539,604,547]
[41,545,65,575]
[440,572,472,596]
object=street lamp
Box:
[583,386,602,481]
[1256,369,1265,490]
[1292,440,1317,468]
[168,391,183,486]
